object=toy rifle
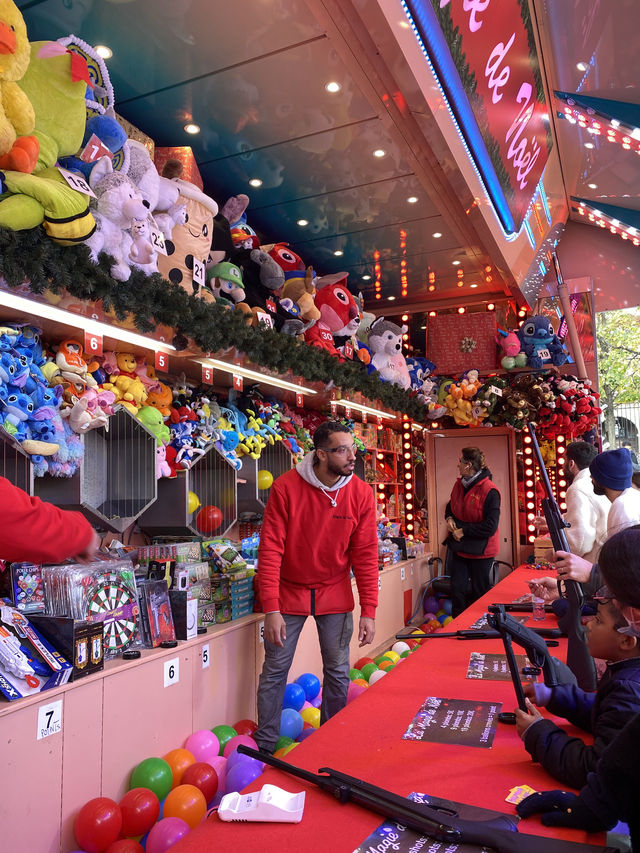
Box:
[486,605,576,711]
[396,626,562,641]
[528,424,596,690]
[237,746,611,853]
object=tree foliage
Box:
[596,309,640,445]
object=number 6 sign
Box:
[84,330,103,356]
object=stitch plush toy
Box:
[367,317,411,388]
[517,316,568,368]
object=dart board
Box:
[86,572,139,653]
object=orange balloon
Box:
[163,783,207,829]
[351,678,369,689]
[163,748,196,789]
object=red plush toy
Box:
[304,273,359,359]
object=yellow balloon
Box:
[187,491,201,514]
[282,742,299,755]
[384,650,400,663]
[257,470,274,490]
[300,707,321,729]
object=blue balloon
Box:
[441,599,453,615]
[437,613,448,623]
[295,672,321,701]
[283,682,306,711]
[280,708,304,740]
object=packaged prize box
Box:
[201,539,247,574]
[30,614,104,681]
[10,562,45,614]
[137,579,176,647]
[138,541,201,565]
[0,599,72,700]
[42,558,140,656]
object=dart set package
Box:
[42,558,141,657]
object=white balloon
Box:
[368,669,388,685]
[392,641,410,655]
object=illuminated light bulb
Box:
[558,479,567,487]
[432,232,442,238]
[406,503,413,510]
[404,452,411,460]
[249,178,263,187]
[404,462,411,469]
[373,149,386,158]
[524,436,532,443]
[334,250,344,257]
[528,524,536,532]
[527,502,535,510]
[528,535,536,543]
[325,81,341,93]
[407,196,418,204]
[297,219,309,227]
[487,303,495,310]
[401,314,409,321]
[362,274,371,280]
[184,123,200,134]
[95,44,113,59]
[560,503,567,510]
[407,524,414,531]
[458,307,465,314]
[377,453,384,460]
[556,436,565,443]
[406,514,413,521]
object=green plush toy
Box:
[476,377,508,420]
[137,405,171,445]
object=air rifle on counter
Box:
[236,746,613,853]
[396,626,562,642]
[528,424,596,691]
[486,604,576,711]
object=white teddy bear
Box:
[367,317,411,389]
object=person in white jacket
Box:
[564,441,609,562]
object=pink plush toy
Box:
[497,328,527,370]
[156,443,172,478]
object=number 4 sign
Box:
[84,330,103,357]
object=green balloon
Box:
[400,650,411,658]
[361,663,379,682]
[349,668,363,681]
[129,757,172,801]
[212,724,237,755]
[276,735,294,751]
[374,655,394,666]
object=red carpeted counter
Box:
[173,567,606,852]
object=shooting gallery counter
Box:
[174,567,608,853]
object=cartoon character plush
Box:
[267,243,306,277]
[0,0,37,172]
[406,356,444,418]
[145,382,173,418]
[129,216,157,273]
[497,328,528,370]
[156,442,172,478]
[517,316,568,368]
[367,317,411,388]
[279,267,320,327]
[55,339,98,390]
[206,261,246,306]
[303,273,359,358]
[476,377,507,421]
[137,405,170,444]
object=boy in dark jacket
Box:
[514,591,640,789]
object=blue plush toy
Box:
[517,315,568,368]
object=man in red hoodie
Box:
[0,475,99,564]
[255,421,378,753]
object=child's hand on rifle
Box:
[515,698,543,739]
[523,682,552,707]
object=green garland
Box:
[0,226,428,420]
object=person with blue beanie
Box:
[590,448,640,538]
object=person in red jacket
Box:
[255,421,378,753]
[0,475,99,564]
[445,446,501,616]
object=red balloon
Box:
[118,787,160,837]
[195,505,223,535]
[181,762,219,804]
[105,841,145,853]
[74,798,122,853]
[233,718,258,737]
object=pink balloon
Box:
[301,700,312,710]
[145,817,190,853]
[207,755,227,793]
[184,730,220,763]
[222,734,257,759]
[347,682,367,703]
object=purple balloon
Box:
[297,727,316,742]
[146,817,190,853]
[311,687,322,709]
[225,758,264,794]
[226,749,265,773]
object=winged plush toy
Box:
[517,315,568,368]
[304,273,359,359]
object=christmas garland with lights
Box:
[0,226,428,420]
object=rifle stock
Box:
[236,746,607,853]
[528,424,596,691]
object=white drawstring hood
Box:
[296,450,353,491]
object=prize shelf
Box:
[363,445,404,522]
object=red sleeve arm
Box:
[256,480,289,613]
[349,487,379,619]
[0,477,94,564]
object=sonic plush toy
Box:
[517,315,568,368]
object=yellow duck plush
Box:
[0,0,38,172]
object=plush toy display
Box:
[406,357,444,418]
[303,273,359,358]
[496,328,527,370]
[205,261,246,306]
[279,267,320,329]
[476,377,507,419]
[517,316,568,368]
[0,0,37,172]
[367,317,411,388]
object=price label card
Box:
[233,374,244,391]
[344,341,354,359]
[295,392,303,407]
[258,621,265,644]
[164,657,180,687]
[57,167,96,197]
[37,699,62,741]
[80,133,113,164]
[537,348,551,361]
[149,225,168,256]
[377,415,383,426]
[255,311,274,329]
[201,364,213,384]
[330,390,337,401]
[489,385,503,397]
[345,406,352,418]
[192,257,206,289]
[330,401,338,415]
[201,643,210,670]
[362,412,367,424]
[155,350,169,372]
[401,566,406,581]
[266,298,277,313]
[378,576,382,590]
[84,330,103,357]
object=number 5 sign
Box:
[84,330,103,357]
[155,351,169,372]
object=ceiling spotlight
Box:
[576,62,588,72]
[325,81,341,93]
[420,325,427,329]
[407,196,418,204]
[95,45,113,59]
[373,149,386,158]
[432,232,442,238]
[249,178,263,187]
[452,260,461,265]
[334,250,344,257]
[387,295,396,301]
[584,142,594,149]
[297,219,309,226]
[588,183,597,189]
[184,123,200,134]
[470,283,478,288]
[362,274,371,281]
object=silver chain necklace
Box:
[319,486,340,507]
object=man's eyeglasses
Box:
[321,445,357,456]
